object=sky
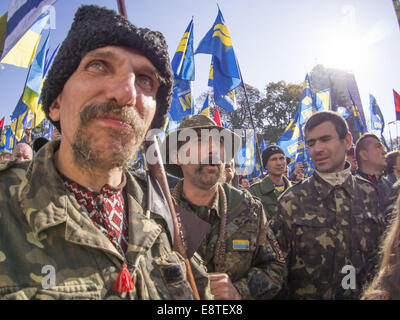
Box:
[1,0,400,141]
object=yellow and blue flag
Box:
[199,95,210,117]
[370,94,390,152]
[171,18,194,81]
[42,122,54,140]
[1,9,50,68]
[297,74,315,125]
[336,105,350,119]
[315,88,331,112]
[0,127,14,151]
[349,90,367,139]
[1,3,52,68]
[196,8,242,113]
[251,138,267,178]
[22,31,51,126]
[235,135,256,175]
[169,19,195,126]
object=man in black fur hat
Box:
[0,5,211,300]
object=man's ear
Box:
[48,97,61,122]
[344,132,353,151]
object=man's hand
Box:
[208,273,242,300]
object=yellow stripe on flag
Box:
[1,29,41,68]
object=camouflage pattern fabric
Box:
[172,182,287,300]
[271,172,385,299]
[248,175,292,221]
[0,140,212,300]
[384,180,400,226]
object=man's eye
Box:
[137,75,154,90]
[87,60,105,71]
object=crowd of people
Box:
[0,5,399,300]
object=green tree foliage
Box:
[256,81,302,144]
[196,81,302,144]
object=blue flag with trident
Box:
[370,94,390,152]
[196,8,243,113]
[348,90,367,139]
[168,18,195,131]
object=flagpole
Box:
[235,64,265,178]
[388,122,394,150]
[116,0,200,300]
[116,0,128,18]
[12,60,34,150]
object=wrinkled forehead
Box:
[82,46,159,75]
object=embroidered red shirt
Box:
[60,173,129,255]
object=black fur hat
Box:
[41,5,173,131]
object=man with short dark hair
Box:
[271,111,384,299]
[164,114,286,300]
[0,5,211,300]
[385,150,400,185]
[239,176,250,190]
[355,133,392,213]
[249,145,291,220]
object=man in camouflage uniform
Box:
[271,111,384,299]
[164,115,286,300]
[355,133,392,215]
[0,5,211,300]
[249,145,292,220]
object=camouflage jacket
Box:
[0,140,212,300]
[172,182,287,300]
[271,172,384,300]
[384,180,400,225]
[248,175,292,220]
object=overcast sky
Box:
[1,0,399,140]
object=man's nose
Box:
[104,73,137,108]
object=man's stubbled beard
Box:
[72,101,146,171]
[193,154,226,189]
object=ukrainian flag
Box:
[1,0,56,66]
[1,12,50,68]
[199,96,210,117]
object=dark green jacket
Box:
[248,175,291,220]
[0,141,211,300]
[173,182,287,300]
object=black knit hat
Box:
[262,145,285,168]
[41,5,173,131]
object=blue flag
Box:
[199,95,210,117]
[235,135,256,175]
[370,94,390,152]
[0,127,15,151]
[169,19,195,124]
[171,18,195,81]
[315,88,331,112]
[297,74,315,126]
[253,138,268,177]
[196,8,242,112]
[336,105,350,119]
[349,90,367,139]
